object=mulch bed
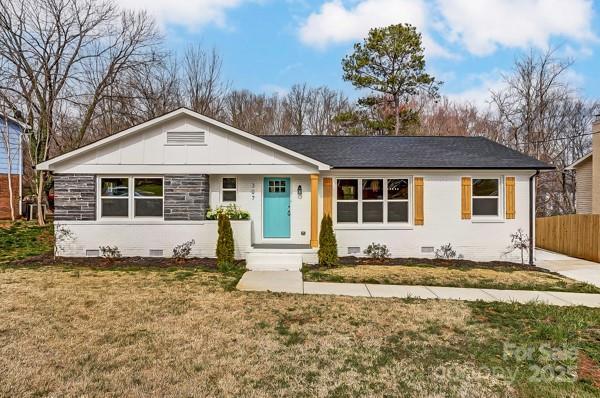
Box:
[7,252,243,270]
[334,256,548,272]
[10,252,545,274]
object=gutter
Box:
[529,170,540,266]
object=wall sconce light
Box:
[297,185,303,199]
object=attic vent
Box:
[149,249,163,257]
[166,131,205,145]
[421,246,434,254]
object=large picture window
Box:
[472,178,500,216]
[336,178,410,224]
[99,177,163,219]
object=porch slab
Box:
[481,289,571,306]
[236,271,303,294]
[366,284,438,299]
[303,282,371,297]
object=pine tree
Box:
[318,215,338,266]
[216,213,235,266]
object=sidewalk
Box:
[237,271,600,308]
[535,249,600,288]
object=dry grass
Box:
[0,266,598,397]
[304,264,600,293]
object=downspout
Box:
[529,170,540,266]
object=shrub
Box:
[99,245,121,258]
[505,229,530,266]
[363,243,390,261]
[216,213,235,266]
[206,204,250,220]
[173,239,195,260]
[318,215,338,266]
[434,243,463,260]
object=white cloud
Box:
[118,0,246,30]
[298,0,450,57]
[437,0,596,55]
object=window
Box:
[99,177,163,219]
[387,179,409,222]
[268,179,287,193]
[336,178,410,224]
[362,179,383,223]
[100,177,129,217]
[222,178,237,201]
[472,178,500,216]
[336,179,358,223]
[134,178,163,217]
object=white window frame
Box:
[334,177,412,225]
[471,176,503,218]
[98,176,164,220]
[221,177,237,202]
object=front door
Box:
[263,177,291,238]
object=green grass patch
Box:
[0,221,53,263]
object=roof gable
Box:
[36,108,330,171]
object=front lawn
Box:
[0,265,599,397]
[304,264,600,294]
[0,221,53,263]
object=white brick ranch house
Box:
[37,108,552,269]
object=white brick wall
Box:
[55,220,252,259]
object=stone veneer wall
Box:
[164,174,209,221]
[54,174,96,221]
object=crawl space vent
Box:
[347,247,361,255]
[85,249,100,257]
[149,249,163,257]
[421,246,435,254]
[166,131,205,145]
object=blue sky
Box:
[121,0,600,106]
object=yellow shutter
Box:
[505,176,516,219]
[461,177,472,219]
[323,177,332,217]
[310,175,319,248]
[414,177,424,225]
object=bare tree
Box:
[491,48,599,215]
[183,45,228,119]
[0,0,161,224]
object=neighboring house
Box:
[37,108,552,269]
[0,114,24,219]
[567,117,600,214]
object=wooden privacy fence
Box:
[536,214,600,262]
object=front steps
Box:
[245,246,317,271]
[246,253,303,271]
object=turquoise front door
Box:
[263,177,291,238]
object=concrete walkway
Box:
[237,271,600,308]
[536,249,600,288]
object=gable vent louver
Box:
[166,131,206,145]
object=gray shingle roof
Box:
[262,135,553,169]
